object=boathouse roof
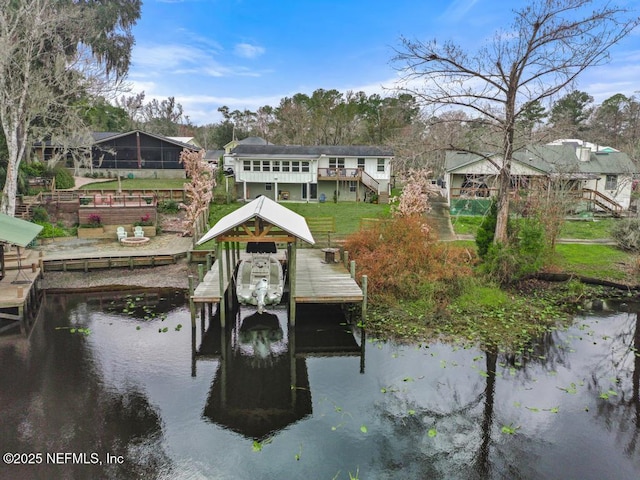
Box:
[196,196,315,245]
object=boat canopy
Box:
[197,195,315,246]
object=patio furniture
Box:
[134,226,145,238]
[117,226,127,242]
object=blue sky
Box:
[127,0,640,125]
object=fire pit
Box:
[120,236,150,247]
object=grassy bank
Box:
[364,215,638,350]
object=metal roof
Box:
[0,214,43,247]
[197,196,315,245]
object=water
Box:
[1,291,639,479]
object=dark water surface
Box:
[1,290,639,479]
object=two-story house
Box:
[226,144,394,203]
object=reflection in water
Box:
[585,300,640,459]
[0,290,180,479]
[199,304,362,442]
[2,291,640,479]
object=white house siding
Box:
[583,174,634,210]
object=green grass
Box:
[452,215,619,240]
[209,201,390,235]
[558,218,617,239]
[81,178,187,190]
[450,215,484,235]
[197,201,391,249]
[283,202,391,234]
[552,244,633,281]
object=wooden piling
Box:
[188,275,196,328]
[217,241,226,328]
[362,274,368,324]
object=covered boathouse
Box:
[192,195,364,326]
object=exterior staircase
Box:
[581,188,623,217]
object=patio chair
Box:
[134,226,145,238]
[117,226,127,242]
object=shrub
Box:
[480,217,546,285]
[611,218,640,252]
[52,167,74,189]
[35,221,69,238]
[344,216,476,303]
[23,161,46,177]
[475,200,497,258]
[85,214,102,227]
[31,206,49,223]
[134,213,153,226]
[158,199,180,213]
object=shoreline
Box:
[40,259,194,291]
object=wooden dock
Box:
[192,249,363,304]
[0,249,42,335]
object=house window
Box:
[243,161,251,171]
[282,161,290,172]
[273,161,280,172]
[329,157,345,169]
[252,160,261,171]
[605,175,617,190]
[265,183,273,191]
[377,158,385,172]
[292,161,300,172]
[357,158,365,169]
[302,161,310,172]
[349,181,357,192]
[262,160,270,172]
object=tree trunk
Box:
[0,123,24,217]
[494,167,511,244]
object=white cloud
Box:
[234,43,266,59]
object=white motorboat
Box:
[236,242,284,313]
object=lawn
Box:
[81,178,188,190]
[451,214,619,240]
[208,201,390,236]
[551,243,635,281]
[450,215,485,235]
[558,218,617,239]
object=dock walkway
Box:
[192,249,363,304]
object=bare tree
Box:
[394,0,639,244]
[0,0,140,216]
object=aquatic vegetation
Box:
[54,326,90,335]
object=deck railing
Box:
[317,168,380,193]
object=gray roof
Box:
[197,196,315,245]
[231,144,393,157]
[92,130,201,150]
[238,136,272,145]
[445,144,637,175]
[205,150,225,160]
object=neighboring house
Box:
[224,136,272,154]
[34,130,202,179]
[226,144,394,203]
[167,136,201,148]
[88,131,201,179]
[444,142,637,215]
